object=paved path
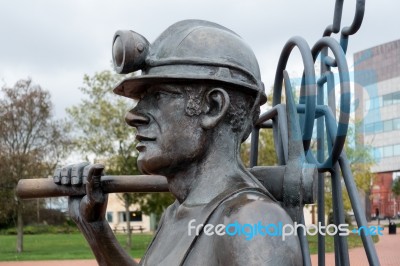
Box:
[310,227,400,265]
[1,228,398,265]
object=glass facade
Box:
[365,118,400,134]
[365,91,400,111]
[373,144,400,159]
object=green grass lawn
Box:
[0,233,153,261]
[0,232,379,261]
[307,233,379,254]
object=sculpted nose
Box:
[125,110,150,127]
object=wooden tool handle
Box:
[16,175,169,199]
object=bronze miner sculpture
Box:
[65,20,301,265]
[16,0,382,265]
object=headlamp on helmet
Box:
[112,30,150,74]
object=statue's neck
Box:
[165,134,252,204]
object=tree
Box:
[344,122,375,192]
[66,71,135,161]
[241,128,277,167]
[67,70,139,249]
[136,192,175,228]
[0,79,70,252]
[105,153,143,249]
[393,177,400,197]
[324,121,375,221]
[240,91,278,167]
[0,154,17,228]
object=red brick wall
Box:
[370,172,400,218]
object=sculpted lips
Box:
[136,134,156,151]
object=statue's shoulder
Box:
[207,188,303,265]
[215,188,291,224]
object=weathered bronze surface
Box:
[58,20,302,265]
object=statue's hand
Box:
[53,162,108,224]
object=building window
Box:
[382,93,392,106]
[383,94,393,106]
[130,211,143,222]
[118,211,143,222]
[365,99,370,110]
[383,146,393,158]
[368,144,400,159]
[373,147,382,159]
[378,96,383,108]
[366,91,400,113]
[374,121,383,133]
[365,123,374,134]
[106,212,113,223]
[393,91,400,104]
[366,96,383,110]
[365,118,400,135]
[372,97,380,109]
[394,145,400,156]
[394,118,400,130]
[384,120,393,131]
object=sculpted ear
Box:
[200,88,230,129]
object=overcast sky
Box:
[1,0,399,119]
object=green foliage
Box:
[136,193,175,221]
[241,89,280,167]
[0,180,15,228]
[0,79,71,252]
[66,71,139,177]
[327,211,353,225]
[324,121,376,217]
[1,224,79,235]
[392,177,400,196]
[241,128,277,167]
[344,122,375,192]
[66,70,136,162]
[106,152,143,213]
[240,90,278,167]
[67,71,141,248]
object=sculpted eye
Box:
[154,90,182,101]
[154,91,169,101]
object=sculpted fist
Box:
[53,162,108,224]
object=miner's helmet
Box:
[112,19,267,105]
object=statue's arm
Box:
[72,214,137,266]
[214,195,302,265]
[57,163,137,266]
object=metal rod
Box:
[331,165,350,265]
[273,36,316,152]
[257,106,278,125]
[317,73,326,266]
[258,121,273,128]
[298,213,312,266]
[317,172,326,266]
[339,154,380,266]
[250,127,260,167]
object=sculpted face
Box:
[126,84,207,176]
